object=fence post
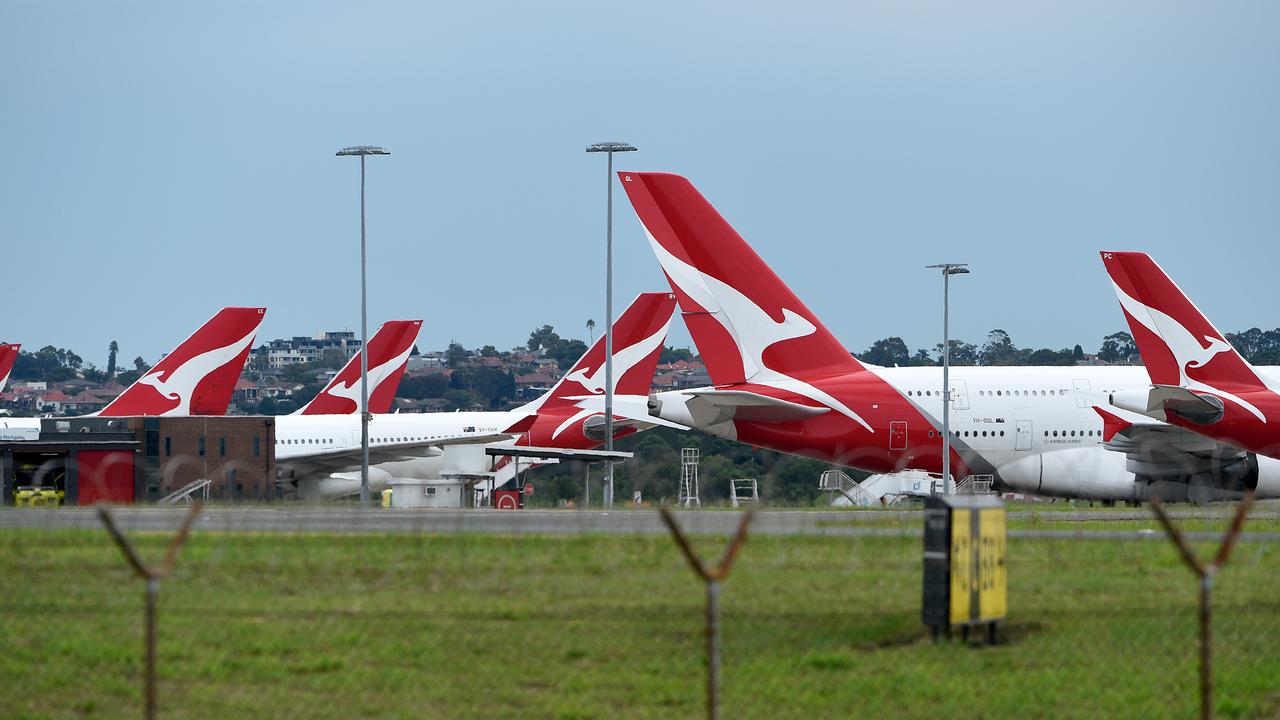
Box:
[1148,491,1254,720]
[98,503,202,720]
[659,507,753,720]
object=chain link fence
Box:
[3,504,1279,719]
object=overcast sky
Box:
[3,1,1278,366]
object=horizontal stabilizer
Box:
[1149,384,1225,418]
[485,446,634,462]
[686,389,828,426]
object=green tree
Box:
[450,367,515,408]
[979,329,1019,366]
[766,457,827,505]
[933,340,978,366]
[857,337,910,366]
[1097,331,1136,363]
[909,348,936,366]
[445,342,470,368]
[660,346,693,364]
[548,339,588,371]
[1227,328,1280,364]
[526,325,561,353]
[398,374,449,399]
[1022,348,1076,366]
[107,340,119,376]
[443,389,473,411]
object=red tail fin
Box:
[1101,252,1263,392]
[526,292,676,413]
[297,320,422,415]
[0,343,19,394]
[618,172,861,385]
[100,307,266,416]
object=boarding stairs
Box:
[158,478,212,505]
[678,448,700,507]
[823,469,954,506]
[954,474,995,496]
[730,478,758,508]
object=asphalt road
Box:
[2,505,1277,541]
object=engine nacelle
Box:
[997,447,1138,500]
[1109,389,1158,418]
[298,466,394,500]
[1247,454,1280,499]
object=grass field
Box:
[3,516,1279,719]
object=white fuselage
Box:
[881,364,1280,499]
[274,411,512,463]
[656,364,1280,501]
[275,411,515,498]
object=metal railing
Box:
[157,478,212,506]
[954,474,994,495]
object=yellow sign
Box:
[949,506,1006,625]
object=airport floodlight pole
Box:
[337,145,390,504]
[926,263,969,495]
[586,141,637,507]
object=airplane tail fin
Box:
[0,343,20,394]
[523,292,677,414]
[1101,251,1263,391]
[296,320,422,415]
[100,307,266,416]
[618,171,862,386]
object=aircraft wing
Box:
[1093,406,1250,481]
[684,389,829,426]
[279,432,514,476]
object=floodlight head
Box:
[336,146,390,156]
[586,142,637,153]
[926,263,970,275]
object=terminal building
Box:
[1,416,277,505]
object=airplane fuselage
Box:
[652,365,1280,501]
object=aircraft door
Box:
[1072,379,1092,408]
[1015,420,1033,451]
[949,380,970,411]
[889,421,908,451]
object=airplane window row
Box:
[905,389,1070,398]
[977,390,1068,397]
[279,436,440,446]
[928,430,1007,438]
[1046,430,1099,438]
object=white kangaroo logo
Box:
[648,229,873,433]
[129,326,259,416]
[1111,281,1264,422]
[315,341,415,413]
[562,319,669,395]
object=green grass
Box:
[2,525,1279,719]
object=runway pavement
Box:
[2,505,1277,541]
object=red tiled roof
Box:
[515,373,557,385]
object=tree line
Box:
[855,328,1280,368]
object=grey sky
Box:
[3,1,1278,366]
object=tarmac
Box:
[2,505,1277,542]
